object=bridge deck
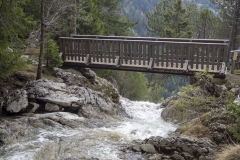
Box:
[59,36,229,77]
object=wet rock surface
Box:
[0,112,94,145]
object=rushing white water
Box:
[0,98,177,160]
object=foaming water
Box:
[0,98,177,160]
[102,98,177,141]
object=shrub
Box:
[180,119,210,138]
[194,68,213,80]
[44,39,62,68]
[225,91,240,140]
[0,48,26,78]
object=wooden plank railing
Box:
[59,36,229,76]
[70,34,229,44]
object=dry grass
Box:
[216,145,240,160]
[180,119,209,138]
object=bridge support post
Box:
[183,60,190,72]
[84,54,90,65]
[147,58,153,69]
[115,56,120,67]
[219,62,226,75]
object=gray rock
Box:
[231,87,240,95]
[4,90,28,113]
[45,103,61,112]
[234,96,240,106]
[0,88,8,98]
[140,144,158,154]
[132,145,141,152]
[23,78,127,120]
[28,102,40,113]
[0,112,94,145]
[131,136,216,160]
[172,153,185,160]
[159,138,171,147]
[80,68,96,80]
[148,154,163,160]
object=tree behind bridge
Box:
[146,0,193,38]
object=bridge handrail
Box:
[59,37,229,46]
[59,36,229,77]
[70,35,229,44]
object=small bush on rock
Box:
[194,68,214,80]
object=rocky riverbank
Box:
[128,74,240,160]
[0,68,129,147]
[1,67,240,159]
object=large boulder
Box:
[23,79,127,120]
[3,89,28,113]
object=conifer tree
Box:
[44,37,62,68]
[211,0,240,50]
[146,0,193,38]
[0,0,34,78]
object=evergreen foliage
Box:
[96,70,148,101]
[225,91,240,140]
[92,0,136,36]
[211,0,240,50]
[44,37,62,68]
[147,74,189,102]
[76,0,104,35]
[0,49,26,78]
[146,0,193,38]
[0,0,34,78]
[113,71,148,101]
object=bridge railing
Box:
[70,34,229,44]
[59,37,228,74]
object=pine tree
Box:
[76,0,104,35]
[92,0,136,36]
[0,0,34,78]
[146,0,193,38]
[211,0,240,50]
[44,37,62,68]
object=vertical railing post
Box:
[88,40,91,64]
[119,41,122,64]
[59,38,65,62]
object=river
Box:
[0,98,177,160]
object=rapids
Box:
[0,98,177,160]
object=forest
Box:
[0,0,239,102]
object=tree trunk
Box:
[73,0,77,34]
[36,0,45,80]
[229,1,240,51]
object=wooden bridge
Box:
[59,35,229,78]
